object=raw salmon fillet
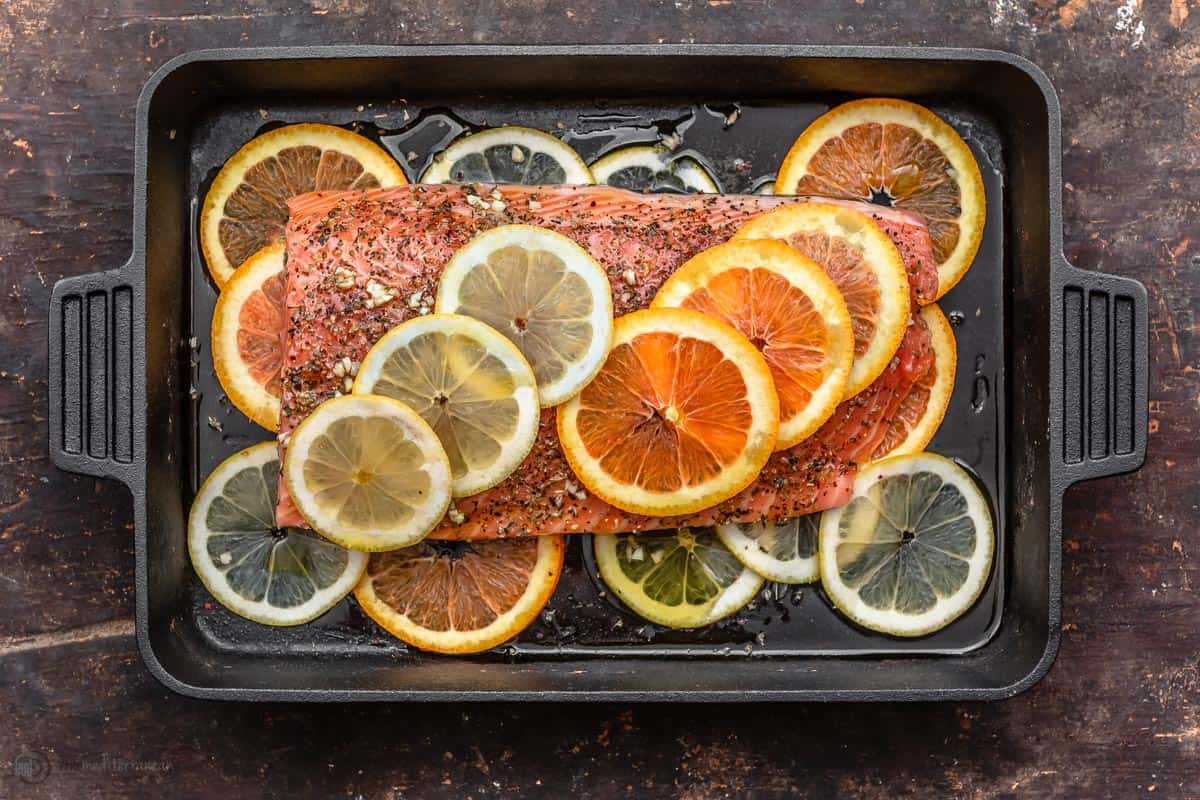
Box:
[275,184,938,537]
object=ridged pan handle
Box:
[1053,257,1148,487]
[48,261,140,487]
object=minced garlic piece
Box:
[364,278,399,309]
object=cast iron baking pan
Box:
[47,45,1147,701]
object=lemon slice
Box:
[435,225,614,407]
[421,126,594,184]
[201,123,407,287]
[283,395,453,551]
[188,442,367,624]
[594,528,764,628]
[717,514,820,584]
[590,145,720,193]
[818,452,994,637]
[353,314,540,497]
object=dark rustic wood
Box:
[1,1,1197,797]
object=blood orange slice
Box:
[870,303,957,459]
[776,99,985,300]
[733,202,910,399]
[211,242,287,431]
[354,535,564,654]
[652,240,852,450]
[201,123,406,287]
[557,308,779,517]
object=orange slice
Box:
[354,535,564,654]
[652,240,852,450]
[733,202,909,400]
[201,123,407,288]
[776,99,986,299]
[211,242,286,431]
[870,303,957,459]
[557,308,779,517]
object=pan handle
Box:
[48,261,140,487]
[1053,258,1148,488]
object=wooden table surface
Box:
[1,2,1196,798]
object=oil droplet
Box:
[971,377,989,413]
[221,433,257,449]
[947,309,965,326]
[971,354,989,413]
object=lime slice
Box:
[188,442,367,625]
[435,225,614,407]
[717,515,820,584]
[421,126,594,184]
[818,452,995,637]
[593,528,764,628]
[590,145,720,193]
[353,314,540,497]
[284,395,453,551]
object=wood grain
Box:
[1,1,1197,797]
